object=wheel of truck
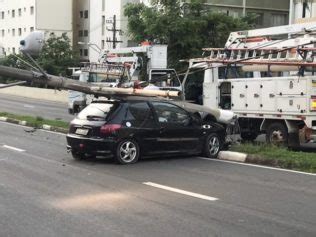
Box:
[203,133,222,158]
[115,139,140,164]
[241,132,258,142]
[266,122,288,146]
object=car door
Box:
[150,101,202,153]
[124,101,160,156]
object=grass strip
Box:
[0,112,69,129]
[230,143,316,173]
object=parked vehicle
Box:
[68,44,182,114]
[183,22,316,147]
[66,97,226,164]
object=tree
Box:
[124,0,255,70]
[37,32,79,76]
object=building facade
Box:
[0,0,291,61]
[0,0,73,57]
[75,0,140,62]
[289,0,316,23]
[204,0,290,28]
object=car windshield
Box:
[77,103,116,121]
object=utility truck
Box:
[68,44,181,114]
[183,22,316,147]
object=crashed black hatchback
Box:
[67,97,226,164]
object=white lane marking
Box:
[143,182,218,201]
[3,145,25,152]
[198,157,316,176]
[23,104,35,109]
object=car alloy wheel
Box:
[116,139,140,164]
[203,133,222,158]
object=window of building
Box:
[84,30,88,37]
[12,47,16,54]
[80,49,83,56]
[18,8,22,16]
[80,11,83,18]
[1,30,4,37]
[12,29,15,36]
[248,12,264,26]
[79,30,83,37]
[1,11,4,19]
[102,16,105,35]
[24,7,26,12]
[102,0,106,11]
[18,28,22,36]
[30,27,34,32]
[30,6,34,15]
[271,14,287,26]
[84,49,88,56]
[24,28,26,32]
[101,40,105,49]
[12,10,15,18]
[84,10,88,18]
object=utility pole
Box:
[106,15,123,49]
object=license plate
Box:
[75,128,89,136]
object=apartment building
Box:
[203,0,290,28]
[289,0,316,23]
[0,0,73,57]
[75,0,140,62]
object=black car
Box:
[66,97,226,164]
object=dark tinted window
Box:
[126,102,154,127]
[77,103,116,121]
[151,102,190,125]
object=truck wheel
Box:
[266,122,288,146]
[115,139,140,164]
[203,133,222,158]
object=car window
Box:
[126,102,155,127]
[151,102,190,125]
[77,103,116,121]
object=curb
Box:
[218,151,247,162]
[218,151,282,167]
[0,116,68,134]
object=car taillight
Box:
[100,124,122,136]
[311,97,316,111]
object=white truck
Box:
[183,22,316,147]
[68,44,181,114]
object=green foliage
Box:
[124,0,255,70]
[37,33,79,76]
[231,143,316,173]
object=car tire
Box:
[203,133,222,158]
[115,139,140,164]
[71,150,86,160]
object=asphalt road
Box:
[0,121,315,237]
[0,93,74,122]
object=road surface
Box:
[0,93,73,122]
[0,121,315,237]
